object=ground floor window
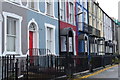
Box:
[45,23,55,55]
[7,17,16,51]
[3,12,22,55]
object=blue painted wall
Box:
[27,2,59,55]
[76,0,88,54]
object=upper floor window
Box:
[46,0,53,16]
[28,0,39,11]
[69,2,74,24]
[84,12,86,23]
[77,6,82,22]
[60,0,65,21]
[83,1,85,8]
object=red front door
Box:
[29,31,33,56]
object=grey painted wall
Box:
[2,2,28,54]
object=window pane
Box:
[7,17,16,52]
[7,36,15,51]
[69,2,74,24]
[46,0,53,15]
[47,27,52,52]
[7,17,16,35]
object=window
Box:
[7,17,17,51]
[47,27,52,51]
[69,2,74,24]
[60,0,65,20]
[84,12,86,22]
[28,0,38,10]
[77,6,82,22]
[3,12,22,55]
[46,0,53,16]
[45,23,55,55]
[83,1,85,8]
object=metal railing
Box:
[1,54,120,80]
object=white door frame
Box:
[27,18,39,55]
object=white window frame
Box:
[45,23,55,55]
[69,1,74,24]
[27,18,39,50]
[45,0,54,17]
[60,0,66,21]
[3,12,22,56]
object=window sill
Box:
[29,8,39,12]
[46,14,54,18]
[3,51,21,56]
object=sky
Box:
[96,0,119,19]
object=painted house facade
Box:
[76,0,89,55]
[94,2,105,55]
[103,13,113,54]
[59,0,77,55]
[0,0,59,56]
[88,0,101,55]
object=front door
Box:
[29,31,33,56]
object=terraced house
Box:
[0,0,59,56]
[0,0,118,56]
[59,0,77,56]
[76,0,89,55]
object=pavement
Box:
[73,64,120,80]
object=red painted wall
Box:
[60,21,78,55]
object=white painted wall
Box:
[104,14,112,41]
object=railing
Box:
[88,25,100,37]
[78,22,89,33]
[1,55,120,80]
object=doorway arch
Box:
[28,19,39,56]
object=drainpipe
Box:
[58,0,61,56]
[75,1,79,56]
[87,0,93,72]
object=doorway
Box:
[28,22,39,56]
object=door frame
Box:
[27,19,39,55]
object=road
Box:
[74,65,120,80]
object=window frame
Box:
[60,0,66,21]
[3,12,22,56]
[28,0,39,11]
[45,23,55,55]
[69,1,74,24]
[45,0,54,17]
